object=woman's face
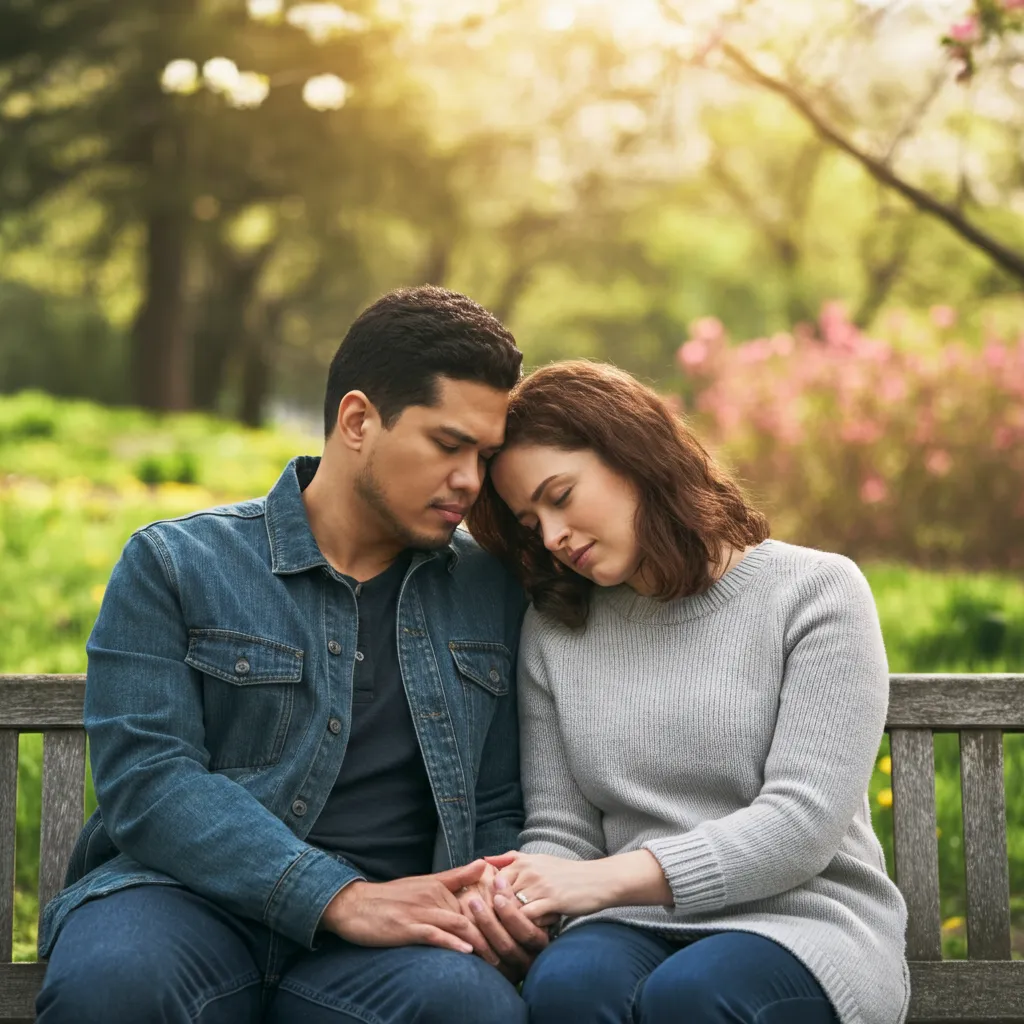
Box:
[490,445,645,589]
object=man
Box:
[37,286,545,1023]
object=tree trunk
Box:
[130,124,191,411]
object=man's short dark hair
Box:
[323,286,522,436]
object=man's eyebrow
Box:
[438,425,479,446]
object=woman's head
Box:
[467,361,769,627]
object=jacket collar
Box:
[265,456,458,576]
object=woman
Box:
[467,361,909,1024]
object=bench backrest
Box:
[0,673,1021,1023]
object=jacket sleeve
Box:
[642,558,889,913]
[517,609,606,861]
[85,529,361,948]
[472,581,527,858]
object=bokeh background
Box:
[1,0,1022,960]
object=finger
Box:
[410,924,474,955]
[466,896,532,969]
[521,899,559,924]
[425,908,494,962]
[491,867,520,893]
[435,859,487,892]
[483,852,518,869]
[492,893,551,952]
[534,911,561,928]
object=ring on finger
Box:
[515,891,530,905]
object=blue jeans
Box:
[37,885,526,1023]
[522,922,839,1024]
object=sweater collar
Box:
[600,539,776,624]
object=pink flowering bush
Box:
[942,0,1024,81]
[677,303,1024,568]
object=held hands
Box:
[320,859,551,983]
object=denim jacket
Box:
[39,456,526,957]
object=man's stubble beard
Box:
[355,453,454,552]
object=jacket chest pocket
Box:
[449,641,511,756]
[186,629,304,770]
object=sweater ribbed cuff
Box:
[642,832,726,914]
[520,840,588,861]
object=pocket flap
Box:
[185,629,304,685]
[449,641,511,696]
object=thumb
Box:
[435,859,488,891]
[483,852,518,869]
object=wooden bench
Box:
[0,673,1021,1023]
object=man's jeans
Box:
[37,885,526,1024]
[522,922,839,1024]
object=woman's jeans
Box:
[37,884,526,1024]
[522,921,840,1024]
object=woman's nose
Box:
[542,521,570,553]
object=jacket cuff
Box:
[263,847,365,948]
[642,832,726,914]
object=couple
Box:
[36,286,909,1024]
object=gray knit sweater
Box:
[518,539,909,1024]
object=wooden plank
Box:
[890,729,942,961]
[0,961,45,1020]
[907,959,1024,1021]
[888,675,1024,729]
[960,731,1012,961]
[36,732,86,936]
[0,679,85,730]
[0,734,18,964]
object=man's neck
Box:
[301,459,404,581]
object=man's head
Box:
[323,286,522,550]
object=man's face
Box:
[357,378,509,550]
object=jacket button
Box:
[328,718,342,735]
[327,640,341,655]
[292,799,307,817]
[488,668,500,683]
[235,658,250,675]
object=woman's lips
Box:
[570,542,595,568]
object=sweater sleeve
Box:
[518,609,606,861]
[643,558,889,914]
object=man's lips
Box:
[433,504,468,525]
[568,541,595,567]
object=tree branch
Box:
[719,43,1024,283]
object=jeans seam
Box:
[752,995,834,1023]
[275,978,387,1024]
[188,972,262,1022]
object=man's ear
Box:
[335,391,377,451]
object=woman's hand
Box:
[484,850,674,923]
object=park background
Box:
[1,0,1023,960]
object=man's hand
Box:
[320,860,494,956]
[455,863,551,982]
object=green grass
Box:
[1,391,1022,959]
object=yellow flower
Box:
[942,916,965,932]
[877,788,893,808]
[877,756,892,775]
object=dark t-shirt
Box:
[306,552,438,881]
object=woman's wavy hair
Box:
[467,360,770,628]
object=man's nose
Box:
[449,455,483,496]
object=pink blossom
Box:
[691,316,725,344]
[984,342,1008,371]
[929,305,957,329]
[820,301,858,351]
[993,426,1014,450]
[1000,0,1024,11]
[925,449,953,476]
[841,420,884,445]
[860,476,888,504]
[736,339,772,364]
[879,373,908,403]
[678,339,709,370]
[948,17,981,44]
[769,333,795,357]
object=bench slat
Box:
[888,675,1024,729]
[0,734,17,964]
[959,730,1011,961]
[36,732,86,940]
[890,729,942,961]
[0,680,84,731]
[0,961,46,1020]
[908,959,1024,1020]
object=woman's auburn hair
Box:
[467,360,770,629]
